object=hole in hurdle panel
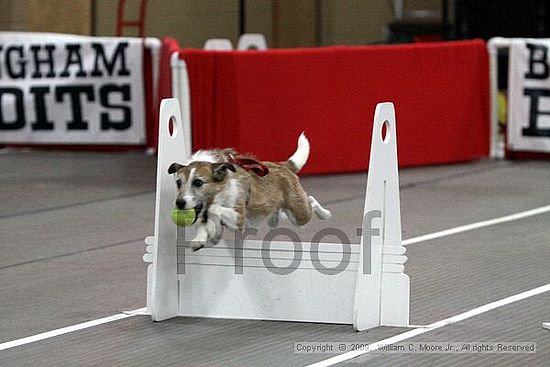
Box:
[168,116,177,137]
[381,120,390,143]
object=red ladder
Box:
[116,0,148,37]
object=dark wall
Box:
[456,0,550,39]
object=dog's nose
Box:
[175,199,186,210]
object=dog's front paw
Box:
[190,234,208,251]
[191,242,205,252]
[191,236,221,251]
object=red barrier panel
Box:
[177,40,490,174]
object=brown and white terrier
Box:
[168,133,332,251]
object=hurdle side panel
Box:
[149,98,190,321]
[353,102,410,331]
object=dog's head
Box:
[168,161,236,212]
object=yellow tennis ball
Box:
[171,207,197,226]
[497,90,507,126]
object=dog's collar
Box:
[228,154,269,177]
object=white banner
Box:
[509,38,550,152]
[0,32,145,145]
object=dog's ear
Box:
[212,163,236,182]
[168,162,184,174]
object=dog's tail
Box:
[286,132,310,173]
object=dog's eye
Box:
[176,179,182,189]
[192,178,204,188]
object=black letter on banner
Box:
[523,88,550,137]
[310,228,351,275]
[30,45,56,79]
[262,228,302,275]
[60,44,86,78]
[525,43,550,80]
[0,88,25,130]
[99,84,131,130]
[91,42,130,77]
[6,46,26,79]
[30,86,54,130]
[55,85,95,130]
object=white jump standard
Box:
[144,98,410,331]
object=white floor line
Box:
[403,204,550,246]
[0,307,147,352]
[306,283,550,367]
[2,204,549,353]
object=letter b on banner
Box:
[509,39,550,152]
[525,43,550,79]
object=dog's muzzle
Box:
[175,198,187,210]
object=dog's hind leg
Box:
[283,209,299,227]
[267,211,281,228]
[284,193,312,227]
[309,196,332,219]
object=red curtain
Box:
[176,40,489,174]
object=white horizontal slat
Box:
[383,254,407,265]
[177,255,359,272]
[143,253,153,263]
[178,250,360,262]
[382,245,406,255]
[177,264,357,324]
[382,263,404,273]
[176,239,361,253]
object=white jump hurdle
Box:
[203,39,233,50]
[144,99,409,331]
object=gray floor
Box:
[1,150,549,366]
